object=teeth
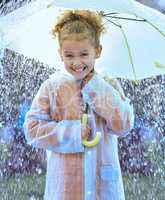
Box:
[74,67,85,72]
[75,68,84,72]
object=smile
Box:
[72,66,87,72]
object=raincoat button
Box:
[87,151,92,155]
[87,191,92,195]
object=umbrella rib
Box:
[145,20,165,38]
[107,16,146,22]
[132,14,165,38]
[104,17,121,28]
[99,11,118,16]
[102,12,146,22]
[119,24,137,80]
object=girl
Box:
[24,9,134,200]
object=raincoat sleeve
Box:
[23,80,84,153]
[81,74,134,136]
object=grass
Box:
[0,173,164,200]
[0,174,45,200]
[124,175,165,200]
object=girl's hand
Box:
[81,124,91,140]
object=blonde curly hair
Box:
[52,9,106,47]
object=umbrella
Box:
[0,0,165,80]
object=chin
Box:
[71,72,86,80]
[74,75,84,81]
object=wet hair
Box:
[52,9,106,47]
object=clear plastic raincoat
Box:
[24,72,134,200]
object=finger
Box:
[82,128,90,140]
[54,112,60,121]
[86,127,91,138]
[86,124,91,131]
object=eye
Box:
[81,53,88,56]
[65,54,73,58]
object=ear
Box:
[95,45,102,58]
[58,48,63,61]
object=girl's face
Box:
[59,39,102,80]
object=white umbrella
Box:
[0,0,165,80]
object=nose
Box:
[72,57,82,66]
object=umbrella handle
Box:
[81,113,101,147]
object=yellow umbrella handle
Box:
[82,113,88,126]
[81,113,101,147]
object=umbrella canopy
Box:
[0,0,165,80]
